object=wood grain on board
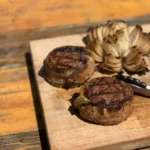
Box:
[0,67,38,136]
[0,130,41,150]
[0,0,150,33]
[30,24,150,150]
[0,0,149,149]
[0,52,49,149]
[0,15,150,47]
[0,22,150,150]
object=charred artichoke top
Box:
[87,20,150,73]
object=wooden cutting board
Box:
[30,24,150,150]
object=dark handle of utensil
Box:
[115,72,147,88]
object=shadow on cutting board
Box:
[25,52,50,150]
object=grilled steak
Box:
[73,77,133,125]
[44,46,95,88]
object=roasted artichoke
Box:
[87,20,149,73]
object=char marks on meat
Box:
[44,46,95,88]
[84,77,133,110]
[73,77,133,125]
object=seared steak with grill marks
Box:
[44,46,95,88]
[73,77,133,125]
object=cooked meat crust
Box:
[44,46,95,88]
[73,77,133,125]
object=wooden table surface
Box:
[0,1,150,149]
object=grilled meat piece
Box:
[73,77,133,125]
[44,46,95,88]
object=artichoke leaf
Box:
[123,58,147,72]
[73,93,91,109]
